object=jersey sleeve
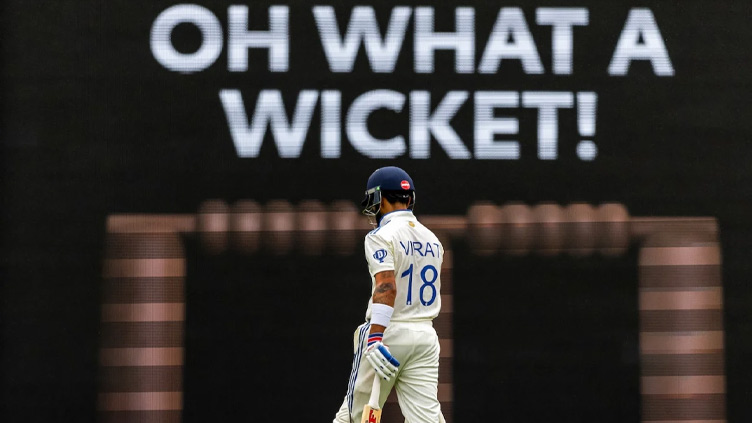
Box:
[364,232,394,277]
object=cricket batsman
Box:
[333,166,447,423]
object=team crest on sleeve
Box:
[373,249,388,263]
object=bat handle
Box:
[368,375,381,410]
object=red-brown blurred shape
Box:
[467,202,502,255]
[229,200,262,255]
[328,200,362,256]
[500,202,533,255]
[100,230,186,423]
[596,203,630,256]
[263,200,295,255]
[563,202,596,257]
[638,232,725,421]
[197,200,229,255]
[531,202,564,256]
[100,201,726,423]
[297,200,328,255]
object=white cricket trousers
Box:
[333,320,446,423]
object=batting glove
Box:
[364,333,400,381]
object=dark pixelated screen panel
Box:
[453,242,640,422]
[3,0,752,421]
[182,236,369,422]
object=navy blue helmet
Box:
[361,166,416,217]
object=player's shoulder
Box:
[418,226,442,248]
[365,224,391,243]
[411,217,440,237]
[366,214,401,236]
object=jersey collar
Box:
[378,209,413,227]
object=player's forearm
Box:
[372,271,396,306]
[370,270,396,335]
[370,323,387,335]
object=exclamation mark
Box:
[576,92,597,161]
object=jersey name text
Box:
[400,240,440,258]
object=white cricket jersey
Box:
[364,210,444,323]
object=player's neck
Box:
[380,201,408,215]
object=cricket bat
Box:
[361,376,382,423]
